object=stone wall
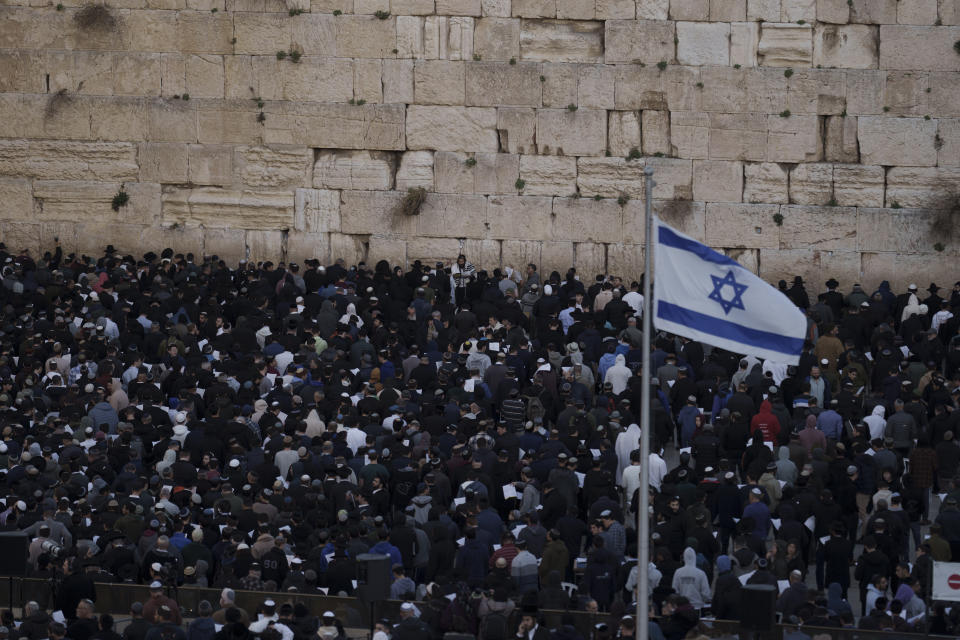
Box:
[0,0,958,289]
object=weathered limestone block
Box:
[336,15,397,58]
[314,150,397,190]
[708,113,768,161]
[243,230,284,263]
[184,54,224,99]
[223,56,282,100]
[537,109,608,156]
[939,119,960,167]
[540,240,574,273]
[788,163,833,204]
[407,105,499,151]
[767,114,822,162]
[613,65,666,110]
[606,243,645,280]
[671,110,711,159]
[744,68,789,113]
[578,65,616,109]
[665,66,701,111]
[636,0,669,18]
[608,111,643,157]
[466,62,542,106]
[518,155,577,195]
[175,12,235,54]
[779,204,858,249]
[885,167,960,208]
[521,19,604,62]
[383,59,414,103]
[0,179,34,221]
[542,62,579,107]
[883,71,929,116]
[941,0,960,24]
[813,24,878,68]
[280,58,354,103]
[858,116,938,166]
[670,0,709,21]
[187,144,233,186]
[237,146,312,189]
[112,53,162,97]
[693,159,743,202]
[328,233,367,266]
[415,60,466,105]
[473,152,520,193]
[730,22,760,67]
[705,202,781,248]
[845,69,883,114]
[501,240,543,272]
[598,0,639,18]
[512,0,556,17]
[339,190,416,235]
[139,143,189,183]
[558,0,593,18]
[266,103,406,150]
[497,108,538,154]
[758,23,813,66]
[397,15,425,57]
[233,14,335,56]
[743,162,789,203]
[699,67,748,113]
[817,0,849,23]
[849,0,897,23]
[646,157,694,199]
[748,0,781,21]
[436,0,481,13]
[898,0,938,24]
[487,195,553,239]
[392,0,436,14]
[572,241,608,278]
[604,20,676,64]
[161,186,295,229]
[396,151,436,190]
[285,231,331,265]
[780,0,814,22]
[641,110,672,156]
[860,252,958,291]
[577,158,646,197]
[294,188,341,233]
[424,16,474,60]
[434,151,473,192]
[927,72,960,118]
[33,180,155,224]
[857,208,942,254]
[623,198,705,242]
[880,26,960,71]
[832,164,884,206]
[677,21,730,66]
[0,141,137,181]
[200,227,244,263]
[552,197,624,242]
[354,59,383,103]
[480,0,511,15]
[472,17,521,61]
[711,0,746,20]
[417,193,488,237]
[824,115,859,162]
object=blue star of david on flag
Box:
[708,270,748,315]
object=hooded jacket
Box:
[604,354,631,395]
[750,401,781,443]
[864,405,887,441]
[671,547,712,609]
[798,414,826,454]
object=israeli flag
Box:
[653,217,807,364]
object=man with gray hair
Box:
[18,601,50,640]
[212,589,249,626]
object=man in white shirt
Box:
[248,600,294,640]
[622,281,643,317]
[648,448,668,491]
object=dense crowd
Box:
[0,240,960,640]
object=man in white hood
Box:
[615,422,641,480]
[671,547,712,611]
[604,353,631,395]
[864,405,886,441]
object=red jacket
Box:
[750,400,781,443]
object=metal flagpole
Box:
[637,166,655,640]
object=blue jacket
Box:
[455,539,489,587]
[677,406,700,448]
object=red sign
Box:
[948,574,960,590]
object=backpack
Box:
[479,611,509,640]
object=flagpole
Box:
[637,165,655,640]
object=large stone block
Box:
[813,24,878,69]
[280,58,354,103]
[780,0,814,21]
[849,0,896,23]
[641,110,672,156]
[788,163,833,204]
[414,60,466,105]
[32,180,153,224]
[285,231,331,265]
[466,62,542,106]
[670,0,709,20]
[336,15,397,58]
[436,0,481,13]
[500,239,543,272]
[512,0,556,16]
[406,105,499,151]
[859,251,956,292]
[708,112,768,161]
[898,0,938,24]
[233,14,336,56]
[743,162,789,203]
[552,197,624,242]
[383,59,414,104]
[758,23,813,66]
[0,179,34,221]
[187,144,233,186]
[396,150,436,190]
[424,16,475,60]
[637,0,669,18]
[161,186,295,230]
[671,110,711,159]
[939,119,960,167]
[699,67,748,113]
[832,164,884,206]
[416,193,489,237]
[223,55,283,100]
[927,72,960,118]
[487,195,553,239]
[139,142,189,183]
[730,21,760,67]
[353,59,383,103]
[518,155,577,196]
[711,0,746,20]
[693,159,743,203]
[578,65,616,109]
[677,21,730,66]
[577,158,646,198]
[541,62,579,107]
[313,150,397,190]
[705,202,781,248]
[767,114,822,162]
[604,20,676,64]
[606,243,645,280]
[817,0,849,23]
[885,167,960,208]
[474,152,520,193]
[845,69,884,114]
[396,15,424,57]
[473,17,520,61]
[497,108,538,154]
[265,103,406,149]
[0,140,137,181]
[858,116,938,166]
[238,145,312,189]
[113,53,163,97]
[537,109,608,157]
[339,189,416,235]
[608,110,643,157]
[941,0,960,24]
[392,0,436,13]
[884,71,930,117]
[857,208,943,253]
[647,157,694,199]
[294,188,341,233]
[879,26,960,71]
[748,0,781,21]
[622,198,706,242]
[824,115,859,162]
[520,19,604,62]
[598,0,639,18]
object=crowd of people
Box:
[0,240,960,640]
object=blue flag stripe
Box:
[657,300,805,356]
[657,225,740,268]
